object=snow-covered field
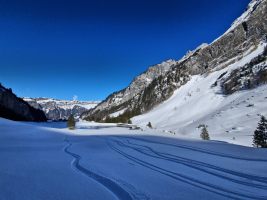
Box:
[133,43,267,147]
[1,119,267,200]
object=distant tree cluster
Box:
[147,122,152,128]
[199,125,210,140]
[253,116,267,148]
[67,114,76,130]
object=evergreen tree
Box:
[147,122,152,128]
[128,119,132,124]
[67,114,76,130]
[200,125,210,140]
[253,116,267,148]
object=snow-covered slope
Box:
[133,43,267,146]
[24,97,99,121]
[1,118,267,200]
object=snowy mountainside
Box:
[82,0,267,123]
[24,97,99,121]
[133,43,267,146]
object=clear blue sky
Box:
[0,0,250,101]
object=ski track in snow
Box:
[63,139,133,200]
[1,119,267,200]
[123,139,267,187]
[108,137,267,200]
[120,136,267,162]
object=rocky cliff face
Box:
[81,59,177,121]
[24,98,99,121]
[0,84,47,121]
[82,0,267,123]
[219,46,267,94]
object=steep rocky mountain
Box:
[0,84,47,121]
[132,43,267,146]
[24,98,99,121]
[82,0,267,123]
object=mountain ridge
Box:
[24,97,99,121]
[82,0,267,123]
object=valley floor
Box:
[0,119,267,200]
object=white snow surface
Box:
[109,108,127,118]
[0,118,267,200]
[133,43,267,147]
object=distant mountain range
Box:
[24,98,99,121]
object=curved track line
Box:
[64,140,133,200]
[124,139,267,187]
[121,136,267,162]
[109,140,267,200]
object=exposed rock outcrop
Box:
[0,84,47,121]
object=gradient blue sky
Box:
[0,0,250,101]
